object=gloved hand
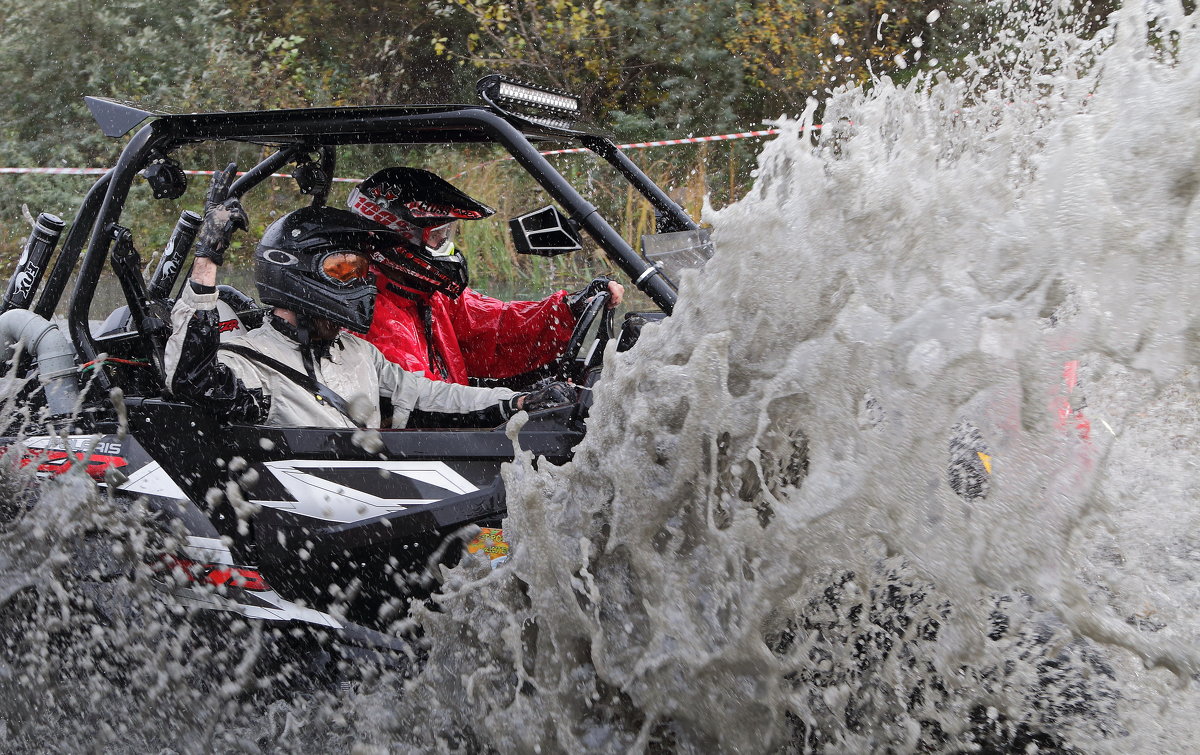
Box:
[567,276,615,319]
[193,163,248,266]
[504,381,576,416]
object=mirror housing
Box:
[509,205,582,257]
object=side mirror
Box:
[509,205,582,257]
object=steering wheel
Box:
[557,289,612,380]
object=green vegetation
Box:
[0,0,1120,290]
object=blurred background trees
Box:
[0,0,1122,286]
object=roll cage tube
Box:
[580,135,699,235]
[68,122,163,386]
[33,169,113,320]
[228,144,335,205]
[408,110,678,313]
[66,105,687,377]
[228,145,306,198]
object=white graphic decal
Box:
[24,434,104,453]
[259,459,479,523]
[119,461,188,499]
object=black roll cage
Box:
[48,98,696,389]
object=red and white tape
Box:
[450,127,794,177]
[539,128,785,156]
[0,126,792,182]
[0,167,110,176]
[0,166,357,182]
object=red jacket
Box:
[361,278,576,384]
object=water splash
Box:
[393,4,1200,752]
[3,2,1200,752]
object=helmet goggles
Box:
[319,251,373,286]
[420,221,458,256]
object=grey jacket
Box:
[164,283,517,428]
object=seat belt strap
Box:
[218,343,365,428]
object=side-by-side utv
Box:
[0,76,712,673]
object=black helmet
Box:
[254,206,403,333]
[347,167,495,298]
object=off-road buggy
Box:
[0,76,711,679]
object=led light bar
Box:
[496,81,579,113]
[477,74,582,128]
[520,113,578,131]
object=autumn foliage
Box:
[0,0,1120,283]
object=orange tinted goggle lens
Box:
[322,252,370,283]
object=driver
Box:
[346,167,624,384]
[165,165,574,428]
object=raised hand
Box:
[193,163,248,266]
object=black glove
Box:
[567,276,613,319]
[502,381,576,417]
[193,163,248,266]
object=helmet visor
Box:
[320,252,372,285]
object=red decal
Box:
[406,199,483,220]
[15,449,127,480]
[155,554,270,592]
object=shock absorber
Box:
[146,209,202,300]
[1,213,65,313]
[110,225,169,378]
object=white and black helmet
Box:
[255,206,404,333]
[347,167,495,298]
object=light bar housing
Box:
[477,74,581,130]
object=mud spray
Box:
[4,1,1200,752]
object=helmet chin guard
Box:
[254,206,405,333]
[348,167,494,298]
[366,246,469,299]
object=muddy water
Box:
[3,2,1200,753]
[393,4,1200,752]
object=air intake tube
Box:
[146,209,202,300]
[1,213,65,313]
[0,309,79,416]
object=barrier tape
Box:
[538,128,785,156]
[0,126,792,183]
[451,127,791,177]
[0,166,354,181]
[0,167,110,176]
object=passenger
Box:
[165,165,573,428]
[346,167,625,384]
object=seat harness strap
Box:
[218,343,365,428]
